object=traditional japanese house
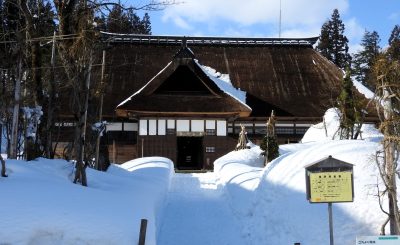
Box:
[115,44,252,170]
[56,34,375,170]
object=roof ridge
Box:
[100,32,319,46]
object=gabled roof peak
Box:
[173,45,195,59]
[116,48,252,117]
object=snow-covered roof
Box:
[196,60,251,111]
[99,40,346,118]
[116,47,252,117]
[351,77,374,100]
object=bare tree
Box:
[373,53,400,235]
[9,57,23,159]
[53,0,177,186]
[0,0,28,159]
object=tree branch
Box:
[88,0,179,11]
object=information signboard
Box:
[356,236,400,244]
[309,171,353,203]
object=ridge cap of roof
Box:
[100,32,319,46]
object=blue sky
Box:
[136,0,399,54]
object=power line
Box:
[0,63,104,71]
[0,33,92,44]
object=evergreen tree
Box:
[352,30,380,90]
[388,25,400,61]
[107,5,131,33]
[260,135,279,163]
[316,9,351,69]
[126,9,141,33]
[140,13,151,34]
[337,68,362,139]
[318,22,331,60]
[106,6,151,34]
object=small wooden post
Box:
[141,138,144,157]
[112,140,116,163]
[138,219,148,245]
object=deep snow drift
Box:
[215,140,384,244]
[213,109,386,245]
[0,109,390,245]
[0,157,173,245]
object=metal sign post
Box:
[328,202,334,245]
[305,156,354,245]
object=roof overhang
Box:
[116,109,250,119]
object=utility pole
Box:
[95,50,106,170]
[279,0,282,38]
[46,31,56,158]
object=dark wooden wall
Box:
[137,135,177,162]
[131,134,237,170]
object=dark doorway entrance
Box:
[177,137,203,170]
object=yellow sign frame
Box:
[309,171,353,203]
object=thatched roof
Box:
[100,34,344,118]
[116,46,252,118]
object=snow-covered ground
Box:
[0,157,173,245]
[157,173,246,245]
[0,109,390,245]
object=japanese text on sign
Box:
[309,171,353,203]
[356,236,400,245]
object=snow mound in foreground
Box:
[214,140,385,245]
[213,147,264,216]
[0,157,173,245]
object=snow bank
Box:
[302,108,382,143]
[0,157,173,245]
[214,141,385,244]
[0,106,387,245]
[213,108,386,244]
[213,147,264,216]
[254,140,384,245]
[214,146,264,193]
